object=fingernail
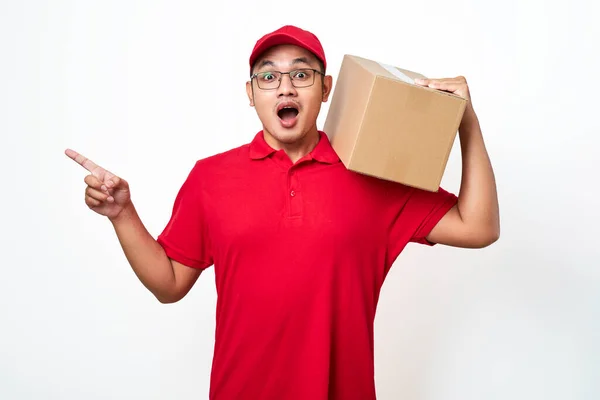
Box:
[101,185,107,191]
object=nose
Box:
[277,73,297,97]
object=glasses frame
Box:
[250,68,324,90]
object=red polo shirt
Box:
[157,130,457,400]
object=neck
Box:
[264,127,320,164]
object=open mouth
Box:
[277,105,299,122]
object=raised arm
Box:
[414,77,500,248]
[65,149,201,303]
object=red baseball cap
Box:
[249,25,327,74]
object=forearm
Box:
[109,203,177,301]
[455,109,500,238]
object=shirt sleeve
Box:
[386,185,458,267]
[157,162,214,270]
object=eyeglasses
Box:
[250,68,323,90]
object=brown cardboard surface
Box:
[324,54,467,192]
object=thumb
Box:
[105,175,128,190]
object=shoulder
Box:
[348,171,415,200]
[195,143,250,169]
[351,171,456,211]
[169,141,252,196]
[186,142,251,177]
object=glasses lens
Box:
[290,69,315,87]
[256,72,281,89]
[254,69,316,89]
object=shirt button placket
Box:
[288,169,302,218]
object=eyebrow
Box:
[256,57,315,71]
[290,57,313,67]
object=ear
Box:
[321,75,333,102]
[246,80,254,106]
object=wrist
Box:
[109,201,136,226]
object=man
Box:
[66,25,499,400]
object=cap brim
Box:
[250,33,322,70]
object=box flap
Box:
[344,55,466,100]
[378,62,466,100]
[378,62,424,84]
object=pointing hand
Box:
[65,149,131,220]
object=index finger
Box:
[65,148,103,174]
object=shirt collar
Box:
[248,130,340,164]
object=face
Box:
[246,44,333,149]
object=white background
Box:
[1,1,599,399]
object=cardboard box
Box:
[323,54,467,192]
